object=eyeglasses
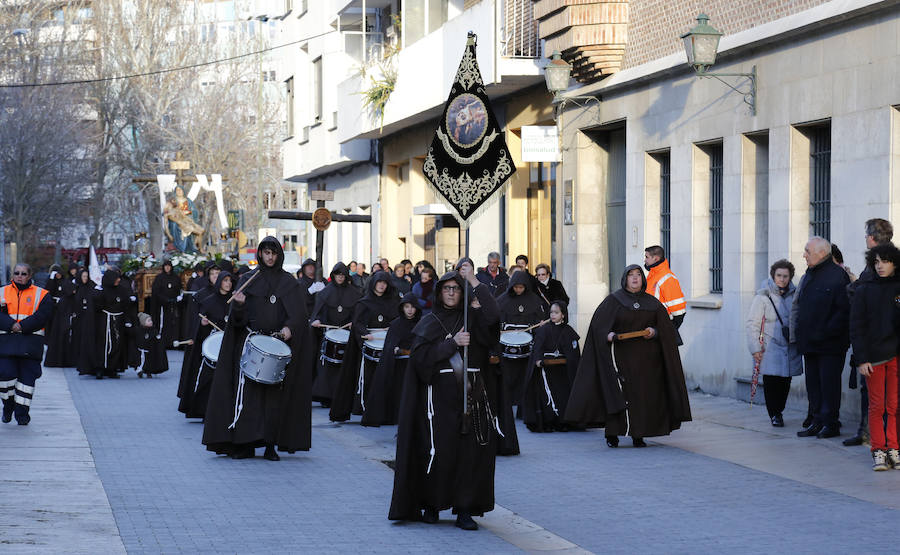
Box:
[13,272,28,276]
[442,285,461,292]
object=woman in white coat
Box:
[746,260,803,427]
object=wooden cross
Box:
[267,184,371,281]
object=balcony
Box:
[336,0,544,144]
[343,31,384,66]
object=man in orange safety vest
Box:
[644,245,686,345]
[0,263,54,425]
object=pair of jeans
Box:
[867,358,899,451]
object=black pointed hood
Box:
[256,236,285,271]
[398,291,422,319]
[214,271,234,296]
[330,262,350,285]
[101,268,121,289]
[365,270,397,299]
[507,270,532,295]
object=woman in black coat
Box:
[523,301,580,432]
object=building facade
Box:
[546,0,899,415]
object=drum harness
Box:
[228,327,287,430]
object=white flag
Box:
[89,245,102,285]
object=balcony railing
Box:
[501,0,541,58]
[343,31,384,65]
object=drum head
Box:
[368,329,388,341]
[249,334,292,357]
[324,329,350,344]
[364,338,385,350]
[500,331,533,347]
[202,331,225,362]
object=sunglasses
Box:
[13,271,28,276]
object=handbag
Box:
[767,296,790,342]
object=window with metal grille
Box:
[658,152,671,260]
[809,124,831,239]
[709,145,723,294]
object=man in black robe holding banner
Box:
[390,33,514,530]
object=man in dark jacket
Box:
[0,264,54,425]
[791,237,851,438]
[476,252,509,298]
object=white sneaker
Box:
[886,448,900,469]
[873,450,889,471]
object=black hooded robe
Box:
[202,238,313,455]
[310,263,361,405]
[44,268,77,367]
[360,293,421,427]
[150,266,182,349]
[522,320,580,432]
[389,273,501,520]
[493,271,546,454]
[565,265,692,438]
[330,270,398,422]
[84,270,134,377]
[134,323,169,375]
[178,272,231,418]
[72,271,95,374]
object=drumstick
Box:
[198,314,223,332]
[340,322,352,330]
[173,339,195,346]
[501,319,550,334]
[226,269,260,304]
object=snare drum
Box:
[362,329,388,362]
[500,330,533,359]
[321,328,350,364]
[240,334,292,384]
[201,331,224,368]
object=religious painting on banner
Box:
[423,34,516,224]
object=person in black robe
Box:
[297,258,324,314]
[492,269,546,455]
[83,268,134,379]
[134,312,169,377]
[184,262,206,292]
[310,262,360,406]
[178,271,232,417]
[361,292,421,427]
[202,237,313,460]
[523,301,580,432]
[150,259,182,349]
[44,264,77,367]
[565,265,692,447]
[389,262,501,530]
[72,268,95,374]
[179,261,209,344]
[330,270,398,422]
[177,261,220,374]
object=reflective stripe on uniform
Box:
[13,394,31,406]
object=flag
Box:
[89,245,102,285]
[423,35,515,224]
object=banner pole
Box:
[462,218,469,417]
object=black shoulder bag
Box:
[768,296,790,342]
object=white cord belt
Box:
[102,310,124,369]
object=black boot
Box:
[2,401,13,423]
[606,435,619,448]
[422,507,439,524]
[455,511,478,531]
[263,445,280,461]
[231,446,255,459]
[632,437,647,448]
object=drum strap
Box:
[541,368,558,416]
[228,333,253,430]
[194,359,206,394]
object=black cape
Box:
[44,271,77,367]
[150,267,182,348]
[522,320,580,432]
[360,293,421,427]
[565,265,691,437]
[389,273,500,520]
[72,271,96,374]
[202,238,313,454]
[330,270,398,422]
[310,263,361,403]
[82,270,135,376]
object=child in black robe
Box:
[135,312,168,378]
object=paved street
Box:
[5,350,900,553]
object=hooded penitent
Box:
[564,265,691,437]
[497,270,545,327]
[202,237,314,455]
[43,263,77,367]
[329,270,400,422]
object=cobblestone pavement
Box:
[17,349,899,553]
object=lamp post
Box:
[542,50,600,156]
[681,14,757,115]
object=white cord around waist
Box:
[541,368,558,416]
[102,310,123,369]
[426,384,435,474]
[610,343,630,436]
[228,333,252,430]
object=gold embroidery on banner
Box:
[436,128,498,164]
[424,147,514,217]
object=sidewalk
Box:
[0,367,125,554]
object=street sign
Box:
[312,207,332,231]
[521,125,560,162]
[170,160,190,170]
[310,190,334,201]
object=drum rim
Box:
[202,331,225,360]
[324,328,351,342]
[500,330,533,346]
[247,334,291,357]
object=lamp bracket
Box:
[695,65,756,115]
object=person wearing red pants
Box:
[850,244,900,471]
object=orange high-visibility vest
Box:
[645,260,686,318]
[2,283,48,324]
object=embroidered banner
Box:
[423,36,515,223]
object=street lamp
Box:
[543,51,572,99]
[681,13,757,115]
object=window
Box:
[284,0,293,12]
[708,144,724,294]
[657,152,671,259]
[285,77,294,137]
[401,0,448,47]
[311,57,322,124]
[262,70,276,82]
[809,123,831,239]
